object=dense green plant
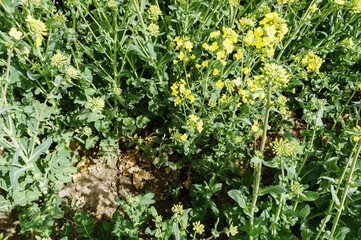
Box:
[1,0,361,239]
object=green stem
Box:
[276,0,317,61]
[314,143,357,240]
[330,140,361,237]
[250,86,272,239]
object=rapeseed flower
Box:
[215,80,224,89]
[238,17,255,28]
[65,66,80,79]
[235,49,243,60]
[9,27,22,40]
[193,221,205,235]
[302,52,322,73]
[260,63,289,87]
[213,69,219,76]
[51,53,67,68]
[202,61,208,67]
[147,23,159,36]
[148,5,161,19]
[86,97,105,112]
[114,88,122,95]
[310,4,319,12]
[210,30,221,38]
[25,15,47,46]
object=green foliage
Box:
[1,0,361,239]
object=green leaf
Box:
[9,166,33,190]
[85,135,99,149]
[331,185,340,206]
[300,191,320,201]
[27,138,52,164]
[297,204,310,219]
[228,189,247,209]
[259,185,287,196]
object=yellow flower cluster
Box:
[238,77,265,105]
[188,114,203,133]
[244,12,288,52]
[173,36,194,63]
[301,52,323,73]
[148,5,161,19]
[171,79,195,105]
[201,26,238,66]
[25,15,47,46]
[86,96,105,112]
[147,23,159,36]
[238,17,255,29]
[9,27,23,40]
[170,129,188,144]
[260,63,289,87]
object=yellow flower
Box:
[148,5,161,19]
[173,59,178,64]
[202,43,209,50]
[235,49,243,60]
[180,133,188,142]
[215,80,224,89]
[197,120,203,133]
[188,94,195,102]
[190,54,196,59]
[35,35,43,46]
[252,122,259,132]
[210,30,221,38]
[353,136,359,142]
[24,47,30,57]
[209,42,219,52]
[202,61,208,67]
[9,27,23,40]
[310,4,319,12]
[216,50,226,60]
[244,30,254,45]
[233,77,241,86]
[195,64,201,69]
[222,26,238,43]
[178,52,185,60]
[223,38,234,54]
[302,52,323,73]
[242,67,251,74]
[213,69,219,76]
[184,40,193,52]
[147,23,159,36]
[220,60,227,66]
[220,94,227,103]
[25,15,47,37]
[174,96,182,105]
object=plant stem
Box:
[249,86,272,239]
[314,143,356,240]
[297,108,320,175]
[329,140,361,238]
